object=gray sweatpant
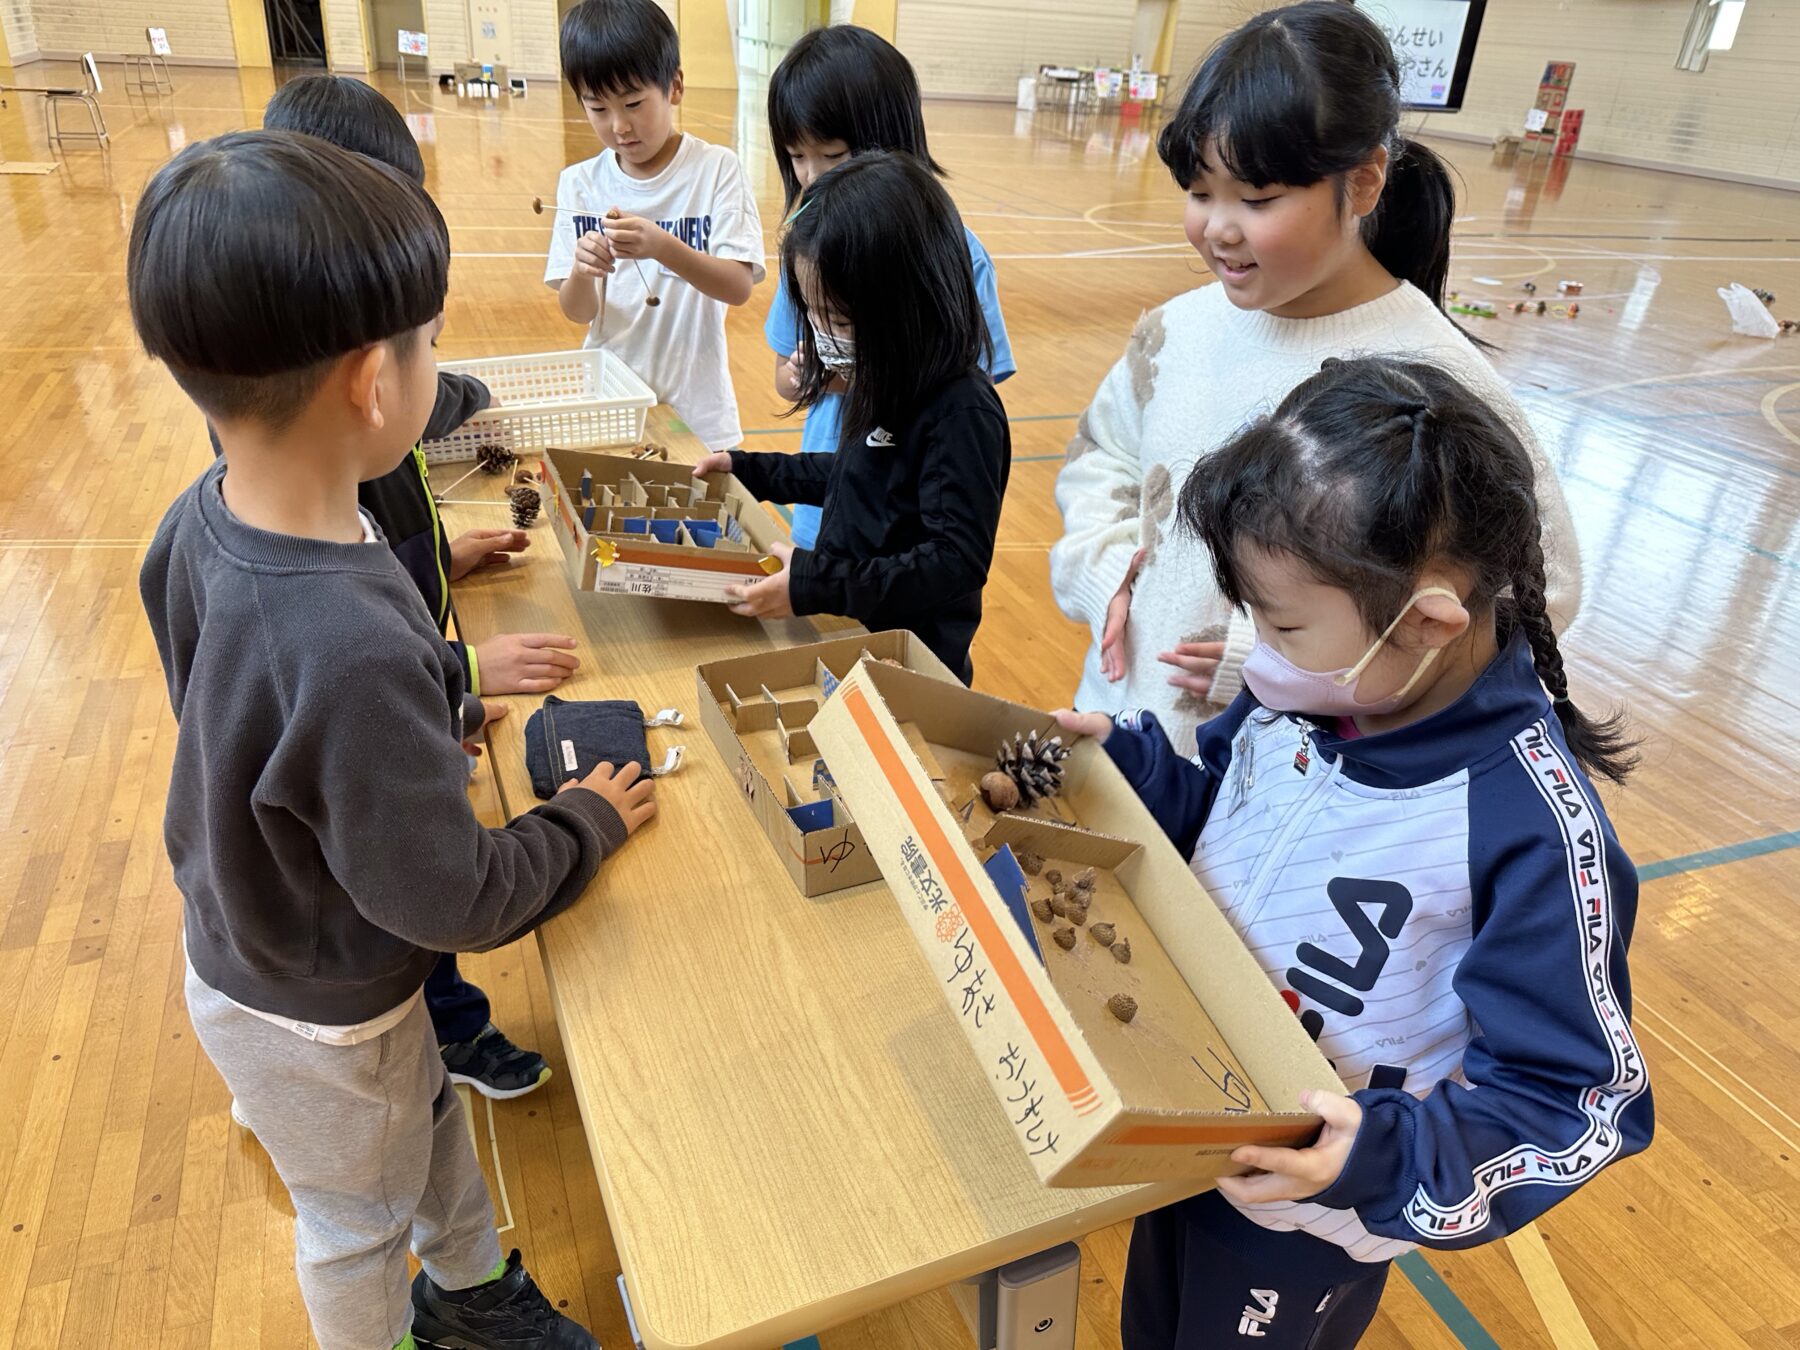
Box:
[185,966,503,1350]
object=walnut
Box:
[1107,993,1138,1023]
[1111,937,1132,964]
[980,771,1020,812]
[1090,922,1116,947]
[1029,897,1054,923]
[1052,926,1077,951]
[1016,849,1045,876]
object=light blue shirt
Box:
[762,225,1016,549]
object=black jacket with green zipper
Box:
[208,372,492,691]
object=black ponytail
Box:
[1158,1,1460,310]
[1179,356,1637,786]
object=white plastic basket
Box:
[421,348,657,464]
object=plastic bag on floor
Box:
[1719,283,1780,339]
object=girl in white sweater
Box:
[1051,0,1580,754]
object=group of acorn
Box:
[1015,850,1138,1024]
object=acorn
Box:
[1107,993,1138,1023]
[1090,922,1116,947]
[1029,897,1054,923]
[1068,902,1089,927]
[1111,937,1132,964]
[1073,867,1097,893]
[1016,849,1045,877]
[1052,926,1077,951]
[1044,868,1063,888]
[980,771,1020,813]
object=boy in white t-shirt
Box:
[546,0,765,451]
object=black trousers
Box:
[1122,1191,1390,1348]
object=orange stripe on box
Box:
[1113,1122,1315,1147]
[842,684,1100,1114]
[600,545,772,577]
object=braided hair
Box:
[1178,356,1637,785]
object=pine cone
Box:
[507,485,541,528]
[478,443,519,475]
[994,729,1071,807]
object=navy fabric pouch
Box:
[523,696,683,799]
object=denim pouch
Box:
[523,696,684,799]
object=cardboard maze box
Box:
[809,658,1345,1188]
[536,449,786,603]
[695,631,959,898]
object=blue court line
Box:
[1396,1252,1505,1349]
[1638,828,1800,882]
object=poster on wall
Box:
[399,29,429,56]
[1351,0,1488,111]
[146,26,172,56]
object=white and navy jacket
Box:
[1104,634,1653,1261]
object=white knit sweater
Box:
[1050,281,1582,750]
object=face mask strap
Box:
[1332,585,1462,689]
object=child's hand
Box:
[561,759,657,833]
[462,700,509,756]
[473,632,581,694]
[1099,548,1147,682]
[1158,640,1227,698]
[601,208,667,264]
[573,229,615,279]
[725,540,795,619]
[776,349,803,400]
[1053,709,1114,744]
[1216,1090,1363,1205]
[692,452,734,478]
[449,527,529,581]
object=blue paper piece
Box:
[621,517,649,534]
[648,520,681,544]
[984,845,1046,966]
[685,520,720,548]
[820,667,841,699]
[787,800,835,832]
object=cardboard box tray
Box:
[695,631,960,898]
[809,657,1344,1187]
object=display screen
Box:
[1354,0,1488,112]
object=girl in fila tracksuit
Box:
[1056,356,1653,1349]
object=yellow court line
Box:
[1506,1225,1601,1350]
[1758,382,1800,447]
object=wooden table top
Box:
[440,409,1192,1350]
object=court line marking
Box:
[1630,1014,1800,1157]
[1504,1225,1601,1350]
[1396,1251,1503,1349]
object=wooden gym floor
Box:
[2,61,1799,1350]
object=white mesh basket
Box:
[421,348,657,464]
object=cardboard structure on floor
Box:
[696,631,959,897]
[809,657,1344,1187]
[536,449,786,603]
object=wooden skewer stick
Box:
[532,196,661,307]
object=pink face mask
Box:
[1240,587,1459,717]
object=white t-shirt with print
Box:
[544,134,766,450]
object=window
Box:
[1677,0,1747,73]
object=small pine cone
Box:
[995,729,1071,806]
[1029,897,1054,923]
[1090,922,1116,947]
[477,443,518,475]
[1107,993,1138,1023]
[1052,926,1077,951]
[1111,937,1132,964]
[507,485,541,529]
[1016,849,1045,876]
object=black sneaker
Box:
[442,1024,551,1100]
[411,1249,597,1348]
